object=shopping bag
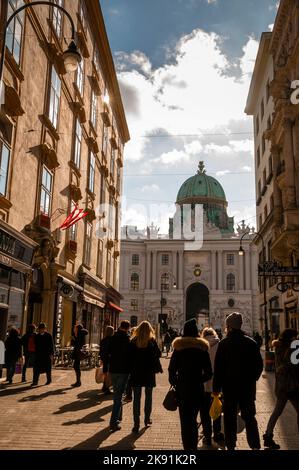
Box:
[209,393,222,420]
[163,386,178,411]
[95,365,104,384]
[15,361,22,374]
[104,372,112,388]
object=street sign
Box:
[258,265,299,277]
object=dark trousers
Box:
[33,360,52,384]
[73,358,81,384]
[266,395,299,435]
[201,392,222,439]
[6,361,16,382]
[133,386,153,425]
[179,398,204,451]
[22,353,36,381]
[223,393,260,450]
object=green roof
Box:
[176,162,226,203]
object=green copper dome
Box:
[176,161,226,204]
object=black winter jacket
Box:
[99,336,111,373]
[213,329,263,398]
[71,329,88,360]
[5,335,22,364]
[107,329,131,374]
[130,338,162,388]
[168,336,212,401]
[35,332,54,368]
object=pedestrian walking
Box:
[253,331,263,349]
[163,331,172,357]
[124,326,136,402]
[4,326,22,384]
[130,321,162,433]
[21,324,37,382]
[106,320,131,432]
[200,327,224,446]
[99,325,114,394]
[71,323,88,387]
[32,322,54,386]
[168,318,212,451]
[263,328,299,449]
[213,312,263,450]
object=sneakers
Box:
[145,419,153,427]
[110,424,121,432]
[263,433,280,450]
[71,382,81,387]
[45,381,52,385]
[132,425,140,433]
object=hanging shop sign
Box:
[59,283,75,298]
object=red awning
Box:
[108,301,123,312]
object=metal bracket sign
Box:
[258,261,299,277]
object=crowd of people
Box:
[2,312,299,451]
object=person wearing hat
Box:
[213,312,263,450]
[168,318,212,451]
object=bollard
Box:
[265,350,275,372]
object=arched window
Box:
[226,273,235,292]
[131,272,139,291]
[161,273,170,291]
[130,315,138,327]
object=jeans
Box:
[6,362,16,382]
[266,395,299,435]
[133,386,153,425]
[201,392,222,439]
[223,393,260,450]
[110,373,129,427]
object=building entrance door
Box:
[186,283,209,323]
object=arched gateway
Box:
[186,283,209,327]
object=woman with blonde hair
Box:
[130,321,162,433]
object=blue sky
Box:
[101,0,278,233]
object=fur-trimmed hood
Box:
[172,336,209,352]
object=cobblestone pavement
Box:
[0,357,298,450]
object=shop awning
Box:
[83,294,105,308]
[108,301,123,312]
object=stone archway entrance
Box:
[186,283,209,326]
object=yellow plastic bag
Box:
[209,393,222,420]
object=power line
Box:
[124,171,253,177]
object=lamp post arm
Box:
[0,1,76,95]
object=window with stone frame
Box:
[227,253,235,265]
[91,90,97,129]
[76,57,84,96]
[97,239,103,277]
[132,254,139,265]
[256,147,260,167]
[226,273,235,291]
[106,250,112,284]
[161,253,169,265]
[6,0,24,66]
[88,151,95,193]
[84,221,92,266]
[131,273,139,291]
[255,115,259,135]
[69,200,77,241]
[100,173,105,205]
[116,164,121,192]
[261,98,264,120]
[110,147,115,177]
[161,272,170,291]
[130,315,138,327]
[48,66,61,129]
[0,140,11,197]
[73,118,82,168]
[102,124,109,156]
[52,0,63,38]
[79,0,87,34]
[40,166,53,216]
[131,299,138,312]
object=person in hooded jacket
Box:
[168,318,212,451]
[71,323,88,387]
[213,312,263,450]
[200,327,224,446]
[263,328,299,449]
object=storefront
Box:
[0,220,37,340]
[105,285,124,331]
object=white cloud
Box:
[184,140,203,155]
[159,149,190,165]
[242,166,252,172]
[268,23,274,31]
[140,184,160,193]
[216,170,231,176]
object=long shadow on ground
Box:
[54,389,112,414]
[62,403,113,425]
[68,427,147,450]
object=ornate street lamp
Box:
[0,1,81,99]
[239,230,270,351]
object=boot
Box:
[72,370,81,387]
[263,433,280,450]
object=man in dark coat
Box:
[213,312,263,450]
[106,320,131,432]
[168,318,212,450]
[21,324,37,382]
[5,327,22,384]
[32,322,54,386]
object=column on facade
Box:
[283,119,296,209]
[152,251,157,290]
[271,144,283,227]
[146,250,151,289]
[217,251,223,290]
[211,251,217,290]
[292,117,299,208]
[173,250,177,286]
[245,248,251,291]
[239,250,244,291]
[178,251,184,289]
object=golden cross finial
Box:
[197,161,206,174]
